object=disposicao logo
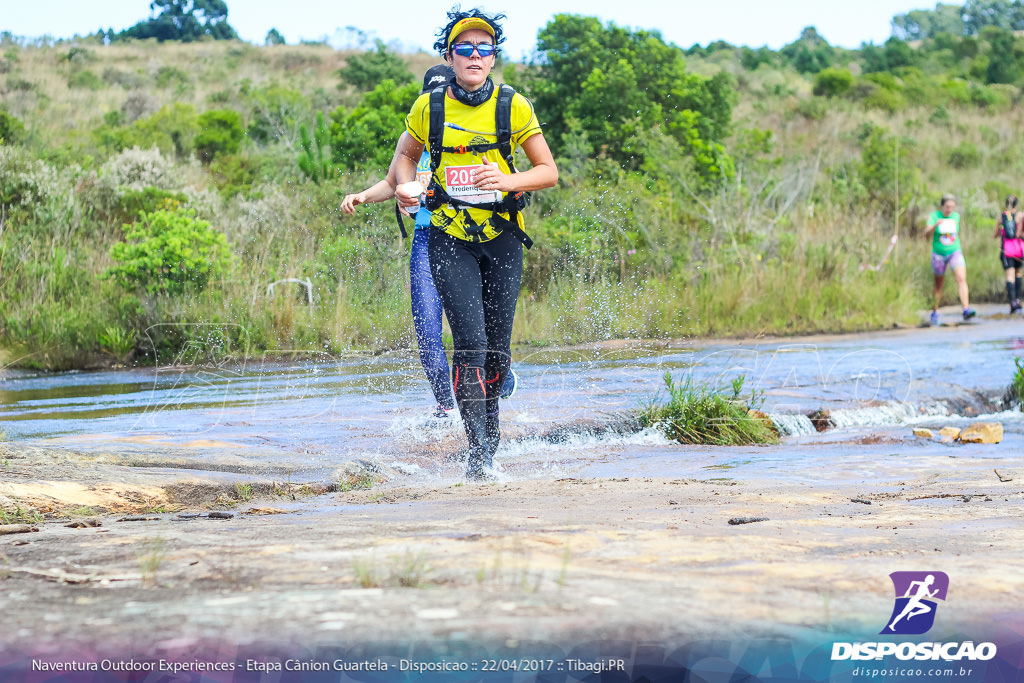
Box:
[881,571,949,635]
[831,571,997,663]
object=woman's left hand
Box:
[473,158,515,193]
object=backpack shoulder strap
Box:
[495,83,515,171]
[428,85,447,173]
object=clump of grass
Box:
[138,537,166,586]
[390,550,431,588]
[1007,357,1024,409]
[234,482,253,501]
[352,552,381,588]
[640,373,779,446]
[352,549,432,589]
[0,503,44,525]
[336,473,375,492]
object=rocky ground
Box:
[2,437,1022,667]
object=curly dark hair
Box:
[432,6,507,56]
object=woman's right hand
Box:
[341,192,367,214]
[395,181,424,213]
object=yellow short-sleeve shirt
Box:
[405,86,542,242]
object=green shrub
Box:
[813,67,853,97]
[858,127,917,207]
[337,39,413,91]
[940,79,971,105]
[795,97,828,120]
[68,68,103,90]
[329,79,418,171]
[0,109,25,143]
[947,141,981,169]
[929,105,951,125]
[209,154,262,196]
[1009,357,1024,408]
[984,180,1017,203]
[863,86,906,112]
[118,187,187,219]
[299,111,334,183]
[98,103,199,158]
[155,65,190,89]
[195,108,244,162]
[639,373,778,446]
[107,209,233,296]
[246,85,309,145]
[970,84,1010,110]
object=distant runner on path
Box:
[994,195,1024,314]
[925,194,976,325]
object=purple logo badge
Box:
[881,571,949,635]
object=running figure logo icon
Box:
[881,571,950,635]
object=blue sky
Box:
[1,0,935,60]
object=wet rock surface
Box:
[1,440,1023,656]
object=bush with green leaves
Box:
[107,209,233,296]
[639,373,778,446]
[246,84,309,146]
[95,103,199,158]
[329,79,418,171]
[195,108,244,162]
[812,67,853,97]
[115,0,239,42]
[0,109,25,143]
[947,141,981,169]
[858,126,917,212]
[68,68,103,90]
[265,28,286,46]
[514,15,734,182]
[780,26,834,73]
[337,39,413,91]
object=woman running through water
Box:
[393,8,558,479]
[994,195,1024,314]
[341,65,517,418]
[925,194,976,325]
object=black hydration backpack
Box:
[1002,212,1018,240]
[422,83,533,248]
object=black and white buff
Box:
[449,77,494,106]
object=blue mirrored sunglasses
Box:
[451,42,497,58]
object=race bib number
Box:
[937,218,957,245]
[444,164,501,205]
[415,170,431,194]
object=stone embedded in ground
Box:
[913,428,934,438]
[958,422,1003,444]
[808,409,832,432]
[939,426,962,441]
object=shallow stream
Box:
[3,307,1022,487]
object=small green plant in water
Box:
[1009,357,1024,410]
[639,373,779,446]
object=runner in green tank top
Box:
[924,194,975,325]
